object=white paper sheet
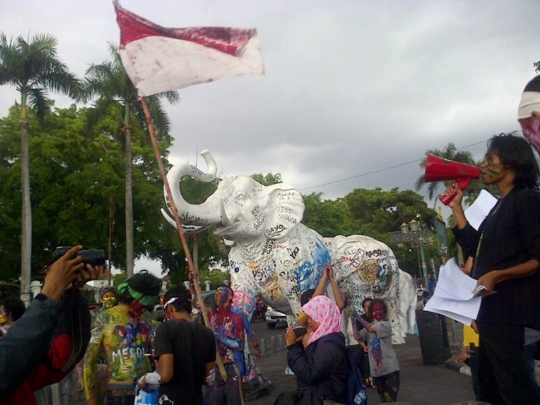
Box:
[464,189,497,231]
[424,258,482,325]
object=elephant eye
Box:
[235,193,248,204]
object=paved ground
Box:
[247,335,478,405]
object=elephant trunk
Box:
[163,149,222,229]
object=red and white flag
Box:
[113,1,265,97]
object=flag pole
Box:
[139,96,228,381]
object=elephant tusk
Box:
[161,208,208,233]
[161,208,178,229]
[220,200,232,226]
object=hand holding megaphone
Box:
[444,182,464,208]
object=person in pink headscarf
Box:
[285,295,348,404]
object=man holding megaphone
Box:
[446,133,540,405]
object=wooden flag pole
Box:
[140,96,228,381]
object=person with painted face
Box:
[100,287,118,310]
[80,286,118,405]
[138,284,216,405]
[448,133,540,405]
[0,297,25,338]
[205,285,246,405]
[358,299,399,403]
[83,270,162,405]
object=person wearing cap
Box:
[138,284,216,405]
[83,270,162,405]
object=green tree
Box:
[0,104,171,283]
[251,172,282,186]
[302,192,349,237]
[415,143,476,200]
[83,43,179,277]
[0,32,82,301]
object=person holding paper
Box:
[448,133,540,405]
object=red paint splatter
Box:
[115,3,254,56]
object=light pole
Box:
[401,219,428,289]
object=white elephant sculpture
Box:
[162,150,415,344]
[398,270,418,337]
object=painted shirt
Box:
[210,305,245,364]
[83,304,155,400]
[359,320,399,378]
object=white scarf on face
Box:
[518,91,540,119]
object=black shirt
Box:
[453,187,540,326]
[154,319,216,405]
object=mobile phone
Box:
[293,327,307,337]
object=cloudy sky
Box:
[2,0,539,211]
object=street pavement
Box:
[247,335,478,405]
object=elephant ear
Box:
[264,183,305,239]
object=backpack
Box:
[273,389,324,405]
[343,349,367,405]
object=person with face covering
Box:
[518,75,540,156]
[448,133,540,405]
[358,299,399,403]
[83,270,162,405]
[286,295,348,404]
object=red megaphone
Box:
[424,154,480,205]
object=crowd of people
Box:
[3,73,540,405]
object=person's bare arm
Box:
[313,264,345,311]
[326,265,345,311]
[205,361,215,377]
[156,353,174,383]
[313,267,328,297]
[447,185,468,230]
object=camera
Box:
[52,246,106,268]
[293,327,307,337]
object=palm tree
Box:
[415,143,476,200]
[84,43,179,277]
[0,33,81,303]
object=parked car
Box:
[265,306,287,329]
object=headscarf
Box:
[302,295,341,346]
[117,281,158,307]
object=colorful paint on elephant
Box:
[83,304,155,400]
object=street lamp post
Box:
[401,219,428,289]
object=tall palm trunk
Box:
[124,104,134,277]
[20,93,32,305]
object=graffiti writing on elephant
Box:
[163,150,416,344]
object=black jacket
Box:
[287,332,348,403]
[453,187,540,326]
